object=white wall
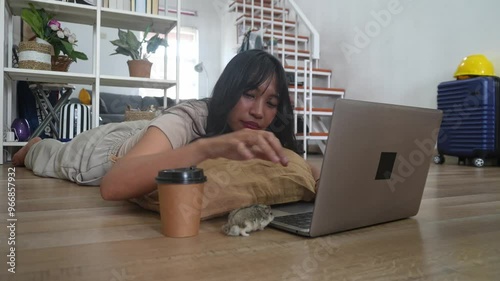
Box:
[292,0,500,108]
[181,0,223,98]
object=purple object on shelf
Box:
[11,118,31,141]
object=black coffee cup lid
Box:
[156,166,207,184]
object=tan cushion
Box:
[128,149,316,219]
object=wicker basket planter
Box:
[18,38,53,71]
[51,55,73,72]
[124,110,156,121]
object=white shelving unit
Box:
[0,0,180,164]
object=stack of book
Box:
[103,0,165,15]
[57,0,97,5]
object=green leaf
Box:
[110,39,132,50]
[126,30,141,51]
[111,46,139,60]
[110,29,140,59]
[61,40,75,53]
[118,29,128,43]
[21,3,54,40]
[53,46,62,57]
[143,24,152,42]
[110,47,131,57]
[131,49,140,60]
[146,35,167,54]
[110,26,165,60]
[72,51,88,61]
[21,9,43,38]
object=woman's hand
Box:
[201,128,289,166]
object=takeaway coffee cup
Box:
[156,167,207,238]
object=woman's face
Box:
[227,77,280,131]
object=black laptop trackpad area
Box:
[272,202,314,216]
[273,212,313,229]
[375,152,397,180]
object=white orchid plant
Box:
[21,3,88,62]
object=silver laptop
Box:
[269,99,443,237]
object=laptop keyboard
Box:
[273,212,313,229]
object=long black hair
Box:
[204,49,298,153]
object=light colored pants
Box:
[25,120,148,186]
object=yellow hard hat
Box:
[454,54,495,78]
[79,88,91,105]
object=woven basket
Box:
[124,109,156,121]
[51,55,73,72]
[18,38,53,71]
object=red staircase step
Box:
[237,0,275,3]
[274,47,310,55]
[237,14,296,26]
[263,31,308,43]
[285,66,331,75]
[265,31,308,41]
[289,86,345,96]
[294,107,333,113]
[293,86,344,91]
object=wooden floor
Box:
[0,159,499,281]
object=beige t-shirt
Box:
[117,100,208,157]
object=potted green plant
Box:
[20,3,88,71]
[110,25,168,78]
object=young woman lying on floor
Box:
[13,49,320,200]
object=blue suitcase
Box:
[434,76,500,167]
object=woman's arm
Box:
[308,162,321,181]
[100,127,289,201]
[307,161,321,192]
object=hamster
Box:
[221,204,274,237]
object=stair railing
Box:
[241,0,261,33]
[307,59,313,145]
[287,0,320,61]
[238,0,319,65]
[236,0,322,158]
[261,0,265,34]
[271,0,276,56]
[242,1,246,32]
[302,59,311,158]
